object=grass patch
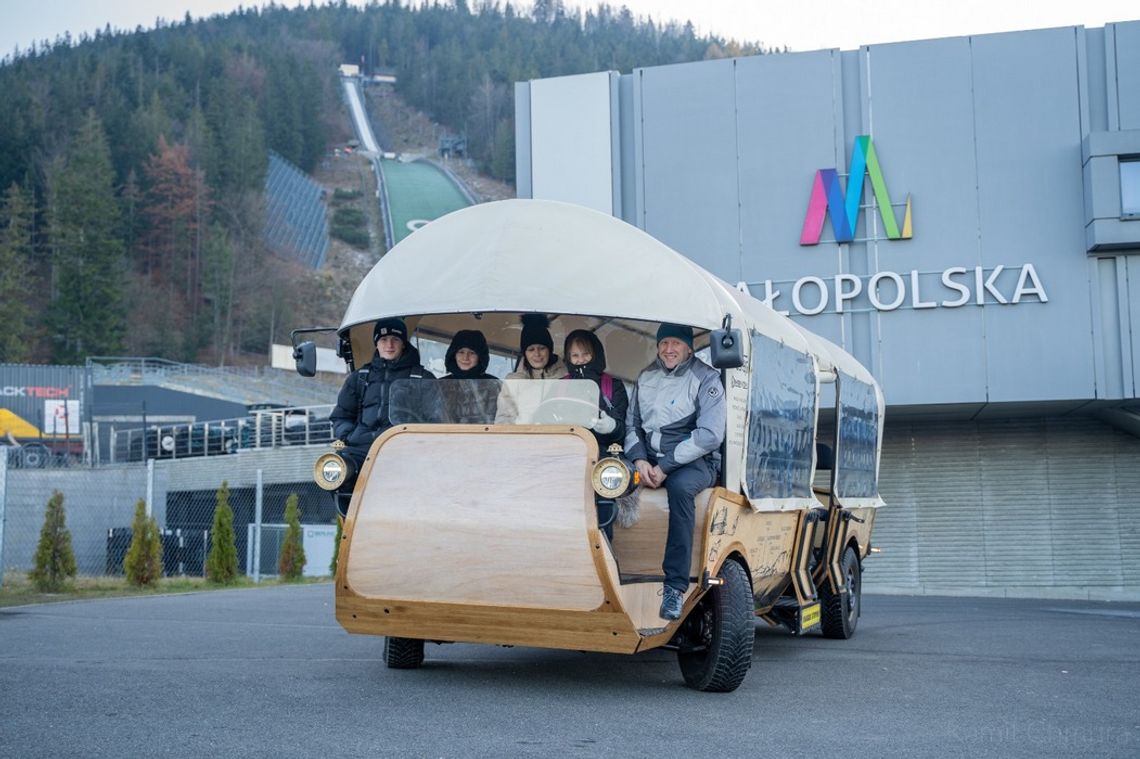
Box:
[0,571,329,608]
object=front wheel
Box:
[820,545,861,639]
[383,636,424,669]
[676,559,755,692]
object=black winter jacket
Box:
[564,331,629,450]
[330,346,434,448]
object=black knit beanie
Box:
[519,313,554,354]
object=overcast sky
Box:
[2,0,1138,59]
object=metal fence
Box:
[0,444,338,586]
[106,404,335,463]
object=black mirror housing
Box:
[709,328,744,369]
[294,341,317,377]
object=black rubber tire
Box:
[383,636,425,669]
[820,545,861,639]
[677,559,755,692]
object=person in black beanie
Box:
[506,313,566,380]
[442,329,499,423]
[328,317,436,515]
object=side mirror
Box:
[294,341,317,377]
[709,328,744,369]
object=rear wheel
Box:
[383,636,424,669]
[676,559,755,692]
[820,545,861,639]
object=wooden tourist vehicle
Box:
[293,199,886,692]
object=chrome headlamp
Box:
[314,452,349,491]
[591,456,637,498]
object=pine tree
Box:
[30,491,77,593]
[46,109,128,363]
[0,181,36,362]
[124,499,163,587]
[277,493,306,581]
[206,481,239,584]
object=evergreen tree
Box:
[124,499,163,587]
[206,481,239,584]
[46,110,128,363]
[0,181,37,362]
[30,491,77,593]
[330,516,342,576]
[278,493,306,581]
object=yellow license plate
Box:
[800,602,821,632]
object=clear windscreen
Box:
[389,378,601,426]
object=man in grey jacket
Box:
[625,323,727,620]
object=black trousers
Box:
[661,456,716,592]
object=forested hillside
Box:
[0,0,765,366]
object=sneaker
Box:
[659,585,684,620]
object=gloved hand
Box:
[591,411,616,435]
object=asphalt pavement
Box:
[1,585,1138,758]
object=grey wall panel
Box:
[734,50,841,285]
[869,425,920,590]
[971,29,1096,402]
[637,59,741,277]
[1085,28,1109,133]
[912,423,988,588]
[867,416,1140,598]
[862,37,988,406]
[1117,429,1140,586]
[1131,256,1140,398]
[977,419,1054,585]
[1045,418,1125,586]
[1113,22,1140,130]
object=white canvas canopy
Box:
[339,199,865,381]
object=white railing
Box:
[108,404,335,463]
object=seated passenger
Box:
[441,329,499,423]
[564,329,630,540]
[563,329,628,448]
[495,314,568,423]
[329,317,436,515]
[507,313,567,380]
[625,323,726,620]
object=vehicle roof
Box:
[341,199,875,387]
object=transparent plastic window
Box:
[835,373,880,499]
[389,378,601,427]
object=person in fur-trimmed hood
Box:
[441,329,500,424]
[563,329,628,450]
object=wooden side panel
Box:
[345,430,606,610]
[611,487,715,575]
[337,595,642,653]
[703,498,801,590]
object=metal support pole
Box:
[0,450,8,588]
[146,459,155,518]
[253,468,263,582]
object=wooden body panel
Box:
[611,487,715,576]
[345,428,604,609]
[334,425,868,653]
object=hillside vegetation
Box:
[0,0,766,365]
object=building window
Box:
[1123,159,1140,218]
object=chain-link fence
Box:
[0,444,338,586]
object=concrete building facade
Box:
[515,21,1140,599]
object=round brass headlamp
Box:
[314,452,348,491]
[591,456,633,498]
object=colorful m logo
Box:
[800,135,913,245]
